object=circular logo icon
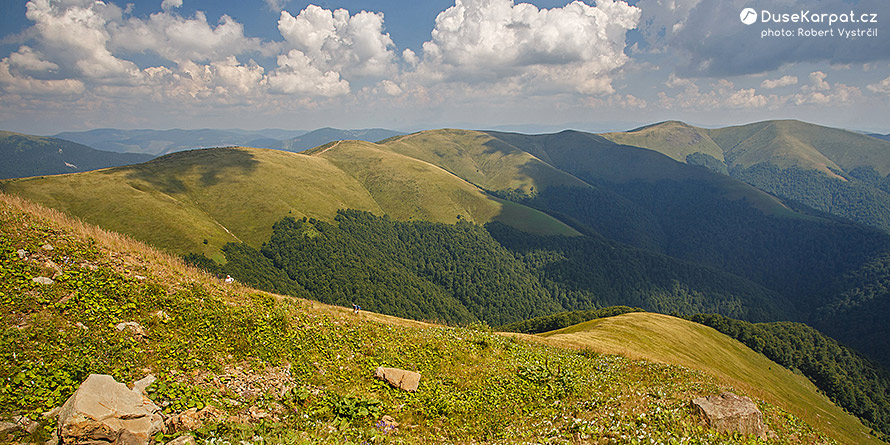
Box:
[740,8,757,25]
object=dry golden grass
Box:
[540,312,880,444]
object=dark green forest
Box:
[187,210,792,325]
[731,164,890,233]
[498,306,643,334]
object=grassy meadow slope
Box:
[601,121,725,164]
[375,129,591,194]
[0,192,873,444]
[0,131,154,179]
[541,312,880,444]
[708,120,890,175]
[1,143,577,260]
[1,147,384,260]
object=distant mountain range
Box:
[602,120,890,232]
[53,127,404,156]
[0,131,154,179]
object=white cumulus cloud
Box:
[867,75,890,95]
[110,10,261,63]
[160,0,182,11]
[277,5,397,80]
[761,75,798,89]
[267,49,350,97]
[409,0,640,95]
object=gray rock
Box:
[56,374,164,445]
[690,392,767,438]
[374,367,421,392]
[41,244,53,251]
[32,276,54,285]
[132,375,156,395]
[16,249,27,259]
[115,321,146,337]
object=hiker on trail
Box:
[353,303,359,314]
[225,275,234,284]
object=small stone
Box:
[41,244,53,251]
[115,321,146,337]
[166,406,225,432]
[153,311,171,321]
[134,275,146,280]
[32,276,54,285]
[16,249,27,259]
[166,435,196,445]
[378,414,399,434]
[374,367,421,392]
[14,415,38,434]
[75,322,88,330]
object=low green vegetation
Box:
[1,194,850,444]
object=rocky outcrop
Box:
[166,406,225,432]
[374,367,421,392]
[56,374,164,444]
[690,392,767,438]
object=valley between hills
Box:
[2,119,890,443]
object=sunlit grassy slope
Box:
[603,119,890,177]
[541,312,879,444]
[0,192,873,444]
[374,129,591,193]
[601,121,726,164]
[1,144,578,259]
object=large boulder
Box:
[57,374,164,444]
[690,392,767,438]
[374,367,421,392]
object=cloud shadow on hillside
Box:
[123,147,260,194]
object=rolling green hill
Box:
[0,192,878,444]
[602,121,725,165]
[0,131,153,179]
[374,129,590,194]
[541,312,881,444]
[1,144,577,260]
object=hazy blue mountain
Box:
[271,127,405,152]
[0,131,153,179]
[54,128,281,156]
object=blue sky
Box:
[1,0,888,134]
